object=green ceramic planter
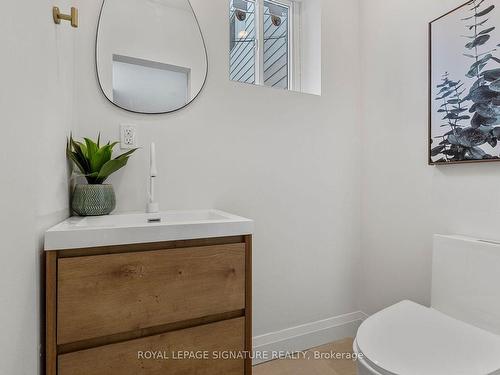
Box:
[72,184,116,216]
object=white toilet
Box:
[354,235,500,375]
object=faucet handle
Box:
[150,142,158,177]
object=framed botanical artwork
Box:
[429,0,500,165]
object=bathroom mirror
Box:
[96,0,208,114]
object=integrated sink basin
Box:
[45,209,253,251]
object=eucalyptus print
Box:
[430,0,500,163]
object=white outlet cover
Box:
[120,124,137,149]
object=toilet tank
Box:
[432,234,500,335]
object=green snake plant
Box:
[67,134,138,184]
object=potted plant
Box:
[67,135,137,216]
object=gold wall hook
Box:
[53,6,78,28]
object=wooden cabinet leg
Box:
[46,251,57,375]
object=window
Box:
[229,0,296,90]
[230,0,257,84]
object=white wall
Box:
[359,0,500,315]
[0,1,74,374]
[74,0,362,338]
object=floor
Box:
[253,338,357,375]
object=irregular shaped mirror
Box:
[96,0,208,114]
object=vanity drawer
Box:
[57,244,246,344]
[58,317,245,375]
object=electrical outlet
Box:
[120,124,137,149]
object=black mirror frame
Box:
[95,0,209,115]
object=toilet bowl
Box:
[354,301,500,375]
[354,235,500,375]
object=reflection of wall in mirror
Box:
[98,0,206,107]
[112,55,191,113]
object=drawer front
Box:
[58,244,246,344]
[59,318,245,375]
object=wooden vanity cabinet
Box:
[46,235,252,375]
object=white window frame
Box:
[231,0,300,91]
[289,0,301,92]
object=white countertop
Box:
[44,209,254,251]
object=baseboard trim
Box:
[252,311,367,365]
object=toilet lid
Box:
[356,301,500,375]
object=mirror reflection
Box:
[97,0,208,114]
